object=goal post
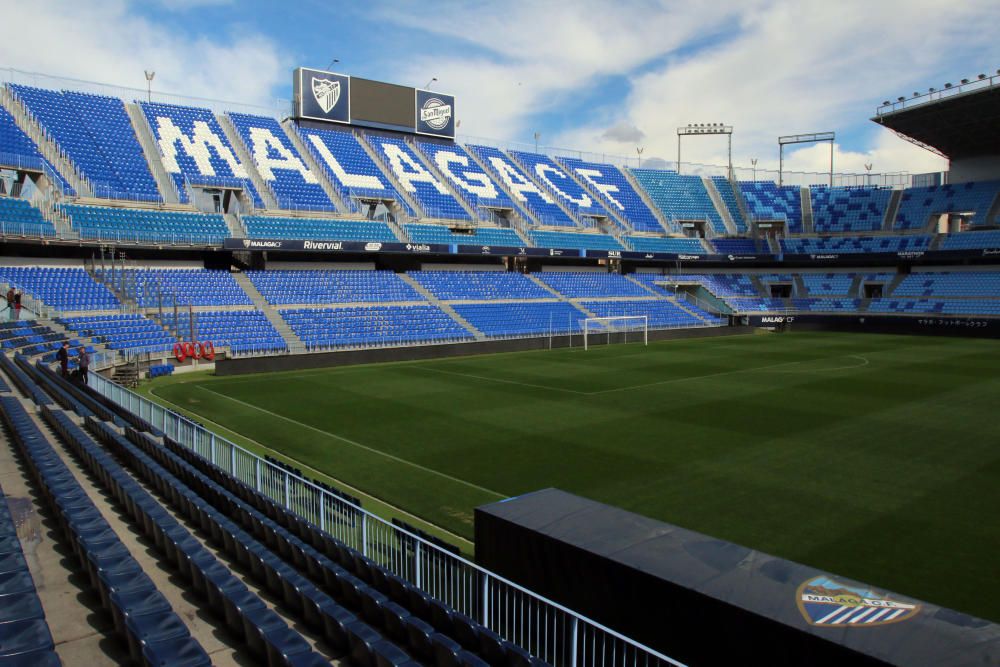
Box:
[582,316,648,351]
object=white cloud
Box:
[0,0,287,109]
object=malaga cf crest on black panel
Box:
[295,67,350,124]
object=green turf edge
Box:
[135,369,475,557]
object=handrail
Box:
[88,369,687,667]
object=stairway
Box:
[748,275,769,297]
[882,189,903,231]
[622,274,658,295]
[231,273,306,353]
[552,156,634,233]
[800,187,814,234]
[223,213,245,238]
[792,274,807,298]
[502,151,585,229]
[397,274,486,341]
[702,177,738,235]
[280,119,350,214]
[619,167,677,234]
[728,175,753,232]
[848,274,864,298]
[385,217,410,242]
[30,192,78,238]
[886,273,907,297]
[462,149,546,227]
[216,114,278,210]
[125,103,180,204]
[766,235,781,254]
[0,86,93,197]
[355,132,424,218]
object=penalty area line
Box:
[195,385,507,501]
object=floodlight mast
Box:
[778,132,835,187]
[676,123,733,176]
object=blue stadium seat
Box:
[244,215,398,242]
[780,235,930,255]
[249,270,424,305]
[363,135,470,221]
[508,151,609,226]
[60,204,227,244]
[227,113,335,211]
[534,272,650,298]
[810,186,891,233]
[738,181,803,232]
[409,271,551,300]
[404,224,524,247]
[630,169,727,234]
[560,157,664,233]
[282,306,471,350]
[0,267,120,311]
[416,142,518,220]
[710,176,748,233]
[894,181,1000,229]
[466,145,576,227]
[529,230,622,251]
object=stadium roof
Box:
[872,74,1000,160]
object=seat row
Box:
[0,475,60,665]
[132,422,547,667]
[0,393,207,666]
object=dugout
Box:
[475,489,999,667]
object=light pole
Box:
[144,71,155,103]
[865,163,873,187]
[676,123,732,176]
[424,77,437,89]
[751,158,757,182]
[533,132,541,154]
[636,146,644,168]
[326,57,339,71]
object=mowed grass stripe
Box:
[151,332,1000,621]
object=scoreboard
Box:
[293,67,455,139]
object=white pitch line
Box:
[195,385,507,500]
[763,355,870,374]
[149,387,475,545]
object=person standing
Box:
[78,346,89,385]
[57,341,69,377]
[4,287,13,321]
[13,289,22,320]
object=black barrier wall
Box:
[475,489,1000,667]
[216,326,752,376]
[746,313,1000,337]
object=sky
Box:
[2,0,998,178]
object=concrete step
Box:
[883,189,903,231]
[702,176,738,235]
[397,273,486,340]
[124,103,180,204]
[231,273,305,353]
[619,167,677,234]
[223,212,245,238]
[216,114,278,210]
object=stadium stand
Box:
[711,176,747,233]
[791,298,862,312]
[508,150,609,224]
[410,271,552,300]
[939,230,1000,250]
[95,268,252,307]
[227,113,334,211]
[579,299,715,328]
[8,86,160,202]
[362,134,470,221]
[60,204,228,244]
[711,238,758,254]
[57,314,175,354]
[534,272,650,298]
[630,170,726,234]
[809,186,892,233]
[404,223,523,246]
[243,215,398,242]
[780,235,931,255]
[894,181,1000,229]
[0,106,74,196]
[559,157,666,233]
[162,310,286,354]
[627,236,705,253]
[295,126,414,216]
[891,271,1000,297]
[739,181,804,232]
[868,298,1000,316]
[529,230,624,251]
[415,141,519,219]
[799,273,857,295]
[0,266,120,311]
[0,197,55,236]
[248,269,424,305]
[0,478,59,664]
[466,145,577,227]
[451,301,588,337]
[139,101,262,206]
[282,305,472,349]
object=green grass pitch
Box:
[147,331,1000,622]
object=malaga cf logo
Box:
[797,576,920,627]
[312,77,341,114]
[420,97,452,130]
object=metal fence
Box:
[88,370,685,667]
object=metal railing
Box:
[88,370,686,667]
[876,71,1000,116]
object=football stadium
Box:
[0,4,998,666]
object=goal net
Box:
[582,316,648,351]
